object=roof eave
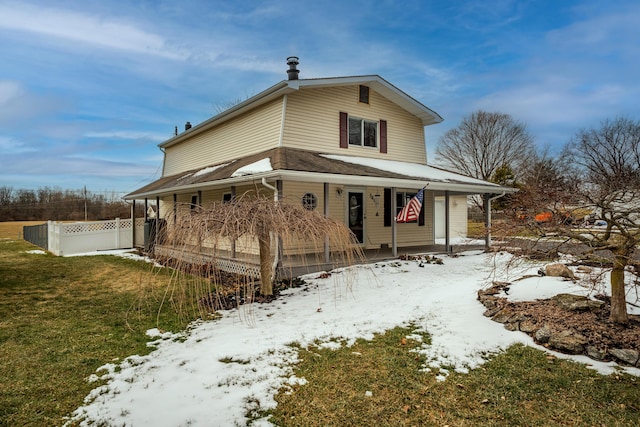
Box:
[124,170,513,200]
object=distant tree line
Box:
[0,186,145,221]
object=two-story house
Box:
[125,57,508,273]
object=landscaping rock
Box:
[519,319,537,333]
[491,308,515,324]
[548,330,588,354]
[544,263,576,280]
[483,306,501,317]
[586,346,606,361]
[551,293,604,312]
[535,326,552,344]
[608,349,639,366]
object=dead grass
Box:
[270,327,640,427]
[0,239,189,427]
[467,220,485,239]
[0,221,46,240]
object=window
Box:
[223,193,233,203]
[383,188,424,227]
[349,117,378,148]
[396,192,418,223]
[301,193,317,210]
[190,195,199,211]
[359,85,369,104]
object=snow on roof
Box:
[231,158,273,177]
[321,154,500,187]
[193,163,230,177]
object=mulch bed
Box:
[500,297,640,353]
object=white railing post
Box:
[47,220,53,253]
[115,218,120,248]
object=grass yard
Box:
[1,222,639,426]
[270,328,640,427]
[467,220,485,239]
[0,221,46,240]
[0,232,190,426]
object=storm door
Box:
[347,190,365,244]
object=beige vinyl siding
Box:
[364,187,434,249]
[163,98,284,176]
[280,181,328,255]
[449,195,468,238]
[283,86,427,164]
[434,195,468,238]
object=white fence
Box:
[47,218,145,256]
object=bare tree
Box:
[435,111,535,182]
[497,117,639,325]
[559,117,640,325]
[510,150,578,222]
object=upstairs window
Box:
[359,85,369,103]
[349,117,378,148]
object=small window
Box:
[223,193,233,203]
[348,117,378,148]
[396,192,417,223]
[190,195,198,211]
[359,85,369,104]
[302,193,318,210]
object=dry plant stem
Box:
[154,192,364,320]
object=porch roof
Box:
[124,147,514,200]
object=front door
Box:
[347,190,364,244]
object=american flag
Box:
[396,188,424,223]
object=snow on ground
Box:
[65,250,640,426]
[24,249,47,254]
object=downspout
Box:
[159,147,166,177]
[485,192,506,250]
[261,177,280,280]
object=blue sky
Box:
[1,0,638,196]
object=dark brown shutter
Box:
[384,188,391,227]
[419,197,425,226]
[339,112,348,149]
[379,119,387,153]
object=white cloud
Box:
[0,80,22,104]
[0,136,33,154]
[0,80,64,125]
[85,131,167,142]
[0,2,186,60]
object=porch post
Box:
[324,182,330,264]
[130,201,135,248]
[445,191,451,253]
[391,187,397,257]
[276,180,283,271]
[484,193,491,250]
[155,196,160,249]
[231,186,236,258]
[144,198,148,222]
[173,193,177,225]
